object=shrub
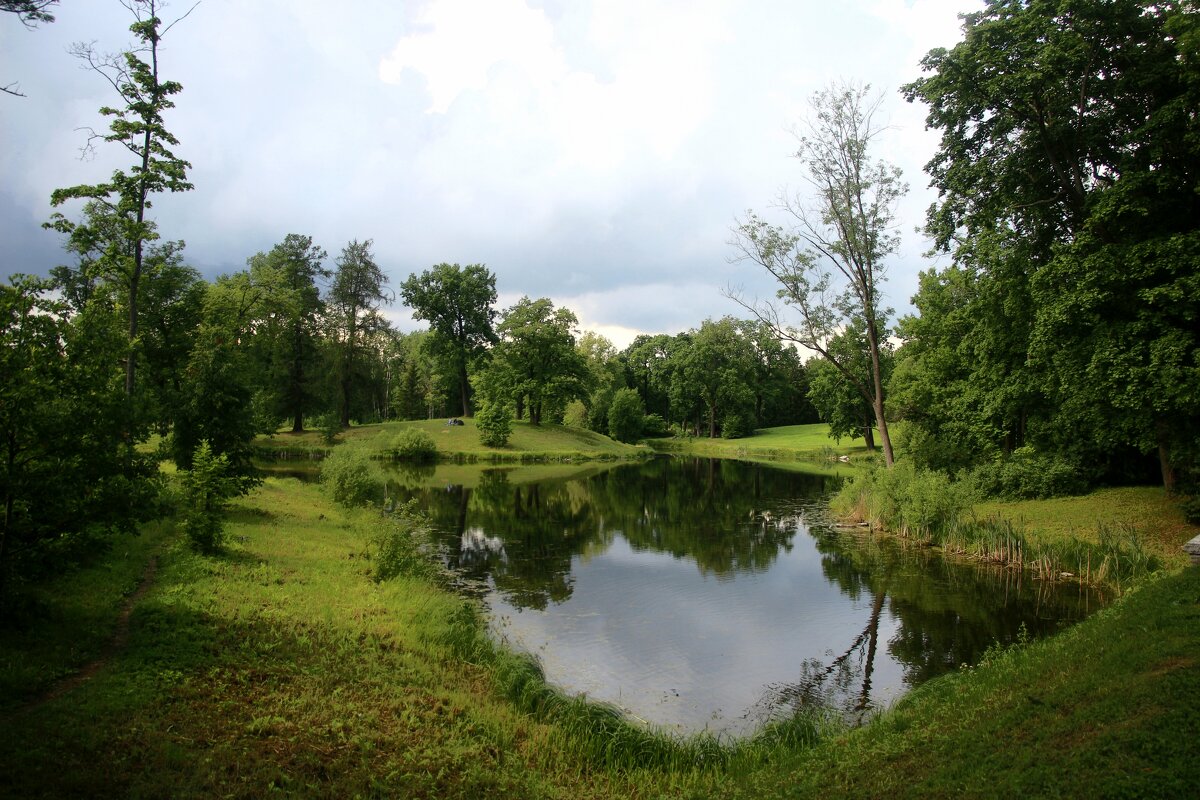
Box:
[832,460,972,539]
[476,402,513,447]
[391,427,438,461]
[965,450,1088,500]
[608,388,644,443]
[370,501,437,582]
[179,440,241,553]
[320,445,384,507]
[720,409,753,439]
[563,400,588,429]
[642,413,670,438]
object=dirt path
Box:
[4,555,159,720]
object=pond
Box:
[387,456,1105,737]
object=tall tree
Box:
[45,0,194,405]
[245,234,329,432]
[730,81,905,464]
[400,263,498,417]
[808,321,893,450]
[902,0,1200,489]
[327,240,390,428]
[479,297,590,425]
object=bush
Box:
[642,413,670,438]
[370,501,437,582]
[563,400,588,429]
[965,450,1088,500]
[320,445,384,507]
[720,409,753,439]
[608,388,645,443]
[832,460,972,539]
[391,427,438,461]
[179,440,242,553]
[476,402,513,447]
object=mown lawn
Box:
[649,423,873,466]
[255,417,642,461]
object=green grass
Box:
[2,472,1197,797]
[974,486,1198,569]
[254,417,643,463]
[649,423,874,468]
[718,566,1200,799]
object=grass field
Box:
[649,423,875,465]
[2,447,1197,797]
[974,486,1198,568]
[254,417,643,462]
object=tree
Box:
[1,0,57,97]
[808,321,893,449]
[245,234,329,432]
[400,263,498,417]
[179,440,240,554]
[607,388,645,444]
[327,240,390,428]
[1,275,159,603]
[902,0,1200,490]
[45,0,195,404]
[480,297,590,425]
[477,401,513,447]
[730,81,904,465]
[675,317,755,439]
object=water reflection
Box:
[388,457,1103,735]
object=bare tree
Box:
[729,81,905,466]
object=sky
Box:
[1,0,979,349]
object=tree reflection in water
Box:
[387,457,1105,731]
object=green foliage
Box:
[721,408,753,439]
[327,239,390,427]
[369,501,437,583]
[320,445,384,507]
[834,461,972,540]
[607,388,645,444]
[478,296,590,426]
[179,440,242,554]
[1,276,161,598]
[400,263,498,417]
[899,0,1200,489]
[641,413,670,438]
[965,450,1089,501]
[476,402,513,448]
[1182,497,1200,526]
[391,427,438,462]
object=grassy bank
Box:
[254,418,643,463]
[715,564,1200,799]
[3,470,1196,797]
[833,462,1199,591]
[648,423,873,466]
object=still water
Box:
[388,457,1103,737]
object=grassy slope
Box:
[3,460,1197,798]
[975,486,1198,568]
[651,423,874,464]
[720,565,1200,800]
[0,479,684,799]
[255,418,642,461]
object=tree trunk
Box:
[863,416,876,451]
[708,404,717,438]
[459,362,471,418]
[1157,418,1177,493]
[292,412,304,434]
[865,320,894,466]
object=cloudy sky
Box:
[1,0,977,347]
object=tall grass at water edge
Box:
[832,462,1161,591]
